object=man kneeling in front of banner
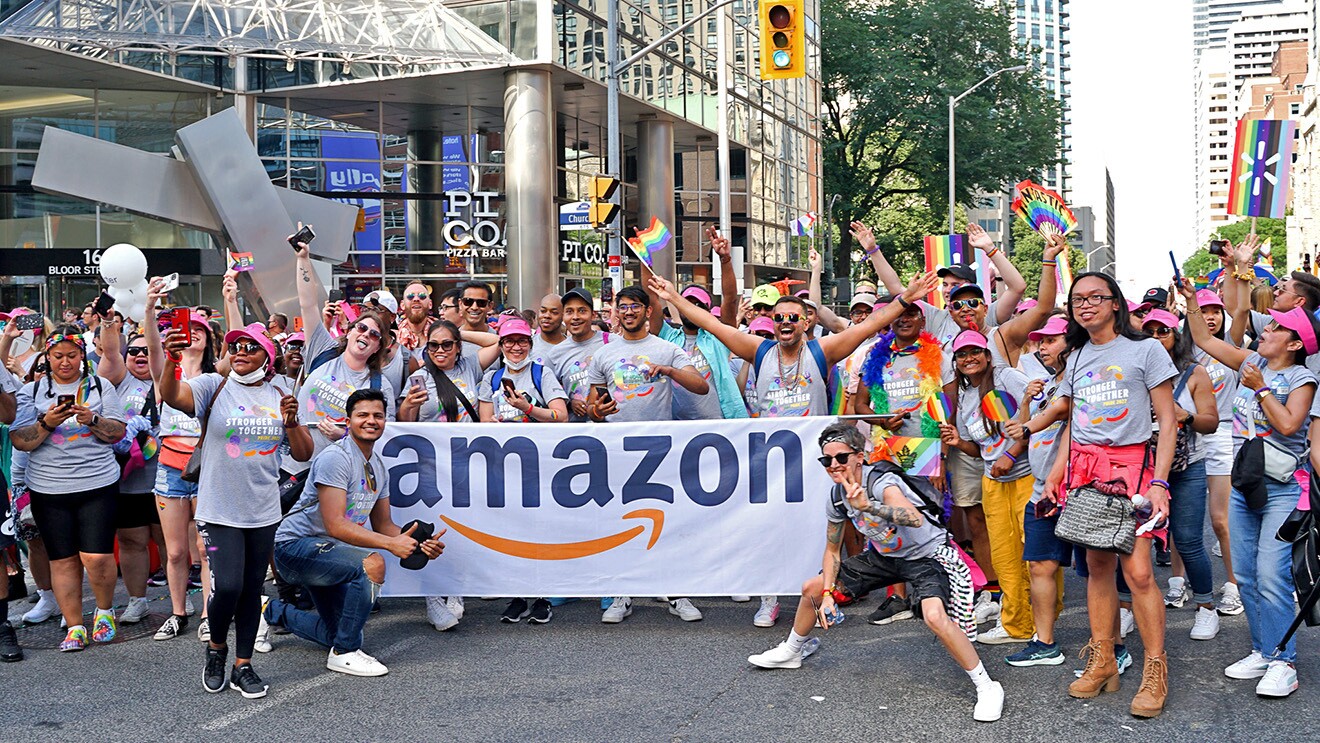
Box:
[264,389,445,677]
[747,423,1004,723]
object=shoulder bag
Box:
[181,378,228,483]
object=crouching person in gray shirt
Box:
[264,389,445,678]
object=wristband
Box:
[897,296,913,308]
[985,247,1001,258]
[1255,386,1271,399]
[1148,479,1170,492]
[863,244,880,257]
[39,416,56,433]
[1001,451,1017,464]
[1041,260,1057,267]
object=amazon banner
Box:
[377,417,835,597]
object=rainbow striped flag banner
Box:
[1055,250,1073,296]
[1227,118,1296,218]
[923,234,966,308]
[626,217,672,269]
[229,251,256,272]
[869,436,941,477]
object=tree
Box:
[824,0,1062,270]
[1181,249,1220,282]
[1182,217,1289,280]
[1006,218,1085,300]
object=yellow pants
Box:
[981,475,1039,639]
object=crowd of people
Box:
[0,226,1313,722]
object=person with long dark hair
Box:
[1042,272,1178,718]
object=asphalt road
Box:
[4,560,1317,742]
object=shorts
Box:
[1204,420,1233,476]
[947,448,984,508]
[154,462,199,499]
[835,548,951,607]
[115,490,160,530]
[1022,501,1072,565]
[27,483,119,561]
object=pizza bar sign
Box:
[443,191,506,259]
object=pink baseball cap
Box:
[497,316,534,339]
[1027,315,1070,341]
[711,306,722,318]
[1195,289,1224,309]
[1126,300,1151,314]
[224,322,277,372]
[1015,298,1038,314]
[1269,307,1320,355]
[681,285,713,307]
[1142,309,1180,330]
[951,329,989,353]
[285,331,306,344]
[748,317,775,335]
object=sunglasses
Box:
[754,332,775,339]
[1146,326,1174,337]
[817,451,857,468]
[953,348,987,360]
[404,292,429,301]
[125,347,149,357]
[461,297,490,308]
[228,340,263,355]
[949,298,985,311]
[501,337,532,347]
[285,342,304,351]
[364,462,377,492]
[1133,308,1153,318]
[773,313,802,324]
[353,322,382,341]
[427,339,458,353]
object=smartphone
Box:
[57,394,74,408]
[1169,251,1182,286]
[409,377,425,394]
[591,385,611,403]
[328,288,345,304]
[15,314,43,331]
[500,378,517,397]
[170,307,190,336]
[288,224,315,251]
[92,291,115,317]
[1034,499,1057,519]
[1208,238,1230,256]
[161,272,180,293]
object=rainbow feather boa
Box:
[859,331,944,440]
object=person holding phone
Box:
[541,287,611,422]
[747,423,1003,723]
[9,325,127,652]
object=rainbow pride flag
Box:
[923,235,966,308]
[1055,250,1073,296]
[981,390,1018,422]
[1227,119,1296,218]
[229,251,256,272]
[870,436,941,477]
[925,392,953,424]
[626,217,672,269]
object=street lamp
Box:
[1085,242,1110,273]
[947,65,1029,234]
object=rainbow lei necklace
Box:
[859,331,944,439]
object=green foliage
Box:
[1181,249,1220,281]
[1006,218,1084,299]
[1213,218,1287,252]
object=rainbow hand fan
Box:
[980,390,1018,422]
[925,392,953,424]
[1011,179,1078,238]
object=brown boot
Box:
[1130,651,1168,718]
[1068,637,1120,698]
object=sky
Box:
[1067,0,1196,298]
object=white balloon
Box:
[107,286,124,300]
[99,243,148,287]
[121,300,147,323]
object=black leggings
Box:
[28,484,119,561]
[199,522,277,659]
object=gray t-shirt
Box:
[1231,352,1317,458]
[189,373,290,528]
[1027,376,1066,504]
[671,331,726,420]
[1250,310,1320,376]
[382,347,410,400]
[922,298,1005,348]
[14,376,125,493]
[955,367,1033,482]
[1195,349,1237,422]
[749,340,829,418]
[478,363,568,422]
[406,356,482,422]
[826,469,944,560]
[544,330,609,421]
[531,333,562,367]
[586,333,693,423]
[115,374,158,495]
[277,436,387,543]
[1058,335,1178,447]
[293,324,397,473]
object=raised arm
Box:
[293,228,324,336]
[143,277,169,384]
[221,270,243,333]
[97,312,127,386]
[818,272,940,366]
[851,222,904,296]
[808,247,847,334]
[651,275,763,362]
[1222,235,1259,346]
[968,223,1024,322]
[709,227,740,327]
[991,233,1063,364]
[1178,278,1249,370]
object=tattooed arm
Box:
[293,231,325,338]
[821,520,846,591]
[864,485,925,527]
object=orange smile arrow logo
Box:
[438,508,665,561]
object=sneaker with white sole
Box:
[1217,582,1244,616]
[1190,606,1220,640]
[669,598,703,622]
[1225,650,1271,679]
[602,597,632,623]
[1120,607,1135,639]
[153,614,187,641]
[1075,645,1133,678]
[500,598,531,623]
[976,623,1029,645]
[120,597,150,624]
[197,617,210,644]
[445,596,465,621]
[327,648,389,677]
[22,590,58,625]
[1255,661,1298,697]
[1005,639,1065,666]
[748,640,804,669]
[1163,577,1188,608]
[426,596,459,631]
[753,597,780,627]
[973,681,1004,723]
[228,663,269,698]
[973,592,1001,626]
[868,595,914,625]
[731,595,751,603]
[254,598,273,653]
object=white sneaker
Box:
[973,592,1001,626]
[1120,608,1135,639]
[748,640,804,669]
[426,596,459,631]
[196,617,210,643]
[1190,606,1220,640]
[1163,577,1188,608]
[1217,582,1244,616]
[254,598,273,653]
[731,595,752,603]
[326,648,389,677]
[184,594,196,617]
[975,623,1028,645]
[753,597,780,627]
[119,597,150,624]
[22,590,58,624]
[669,598,703,622]
[1255,661,1299,697]
[602,597,633,623]
[973,681,1005,723]
[1225,650,1270,680]
[445,596,465,621]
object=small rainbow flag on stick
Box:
[1056,250,1074,295]
[626,217,672,269]
[870,436,941,477]
[229,251,255,272]
[925,392,953,424]
[1227,119,1296,219]
[923,234,966,308]
[980,390,1019,423]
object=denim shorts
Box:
[1022,501,1073,565]
[154,462,199,499]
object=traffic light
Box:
[758,0,805,80]
[589,174,620,229]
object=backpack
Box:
[490,363,545,400]
[830,461,947,529]
[751,338,833,407]
[304,346,381,391]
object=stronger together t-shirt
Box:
[1058,335,1178,447]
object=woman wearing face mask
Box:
[144,280,220,642]
[10,324,127,652]
[1138,310,1221,642]
[1179,279,1317,698]
[159,321,312,699]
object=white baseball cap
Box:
[365,289,399,315]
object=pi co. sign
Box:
[443,190,507,259]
